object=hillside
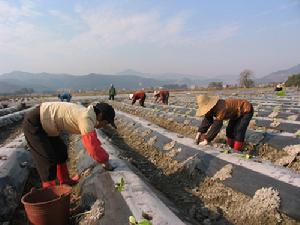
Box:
[0,71,166,93]
[257,64,300,84]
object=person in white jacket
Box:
[23,102,116,188]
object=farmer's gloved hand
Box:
[199,139,208,146]
[102,161,115,171]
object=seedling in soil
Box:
[129,216,137,224]
[220,149,231,154]
[276,91,286,97]
[115,177,125,192]
[295,130,300,138]
[236,153,252,159]
[129,216,152,225]
[138,220,152,225]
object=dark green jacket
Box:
[109,86,116,96]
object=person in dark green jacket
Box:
[109,84,116,100]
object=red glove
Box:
[81,131,109,164]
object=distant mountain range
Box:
[0,64,299,93]
[0,70,235,93]
[256,64,300,84]
[0,71,166,93]
[116,69,238,86]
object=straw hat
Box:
[153,90,159,96]
[196,95,220,117]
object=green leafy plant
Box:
[220,149,231,154]
[129,216,152,225]
[129,216,137,224]
[276,91,286,96]
[237,153,252,159]
[115,177,125,192]
[138,220,152,225]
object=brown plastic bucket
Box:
[21,185,72,225]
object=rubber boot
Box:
[226,138,234,148]
[42,180,56,188]
[57,163,80,186]
[233,141,244,152]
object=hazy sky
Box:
[0,0,300,77]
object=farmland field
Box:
[1,88,300,225]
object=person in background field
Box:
[195,95,253,152]
[23,102,116,188]
[109,84,116,100]
[154,90,169,105]
[274,83,283,92]
[58,93,72,102]
[129,90,146,107]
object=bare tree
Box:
[239,69,254,88]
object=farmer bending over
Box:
[195,95,253,152]
[58,93,72,102]
[154,90,169,105]
[129,90,146,107]
[23,102,116,188]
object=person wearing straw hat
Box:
[23,102,117,188]
[274,83,283,91]
[195,95,253,152]
[129,90,146,107]
[154,90,169,105]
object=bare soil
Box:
[0,121,23,147]
[103,118,300,225]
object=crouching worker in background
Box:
[58,93,72,102]
[195,95,253,152]
[154,90,169,105]
[23,102,116,188]
[274,83,283,92]
[129,90,146,107]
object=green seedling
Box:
[220,149,231,154]
[138,220,152,225]
[225,149,231,154]
[115,177,125,192]
[244,154,251,159]
[276,91,286,97]
[129,216,152,225]
[237,153,252,159]
[295,130,300,138]
[129,216,137,224]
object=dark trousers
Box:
[23,106,68,181]
[59,97,71,102]
[109,95,115,100]
[226,109,254,142]
[139,95,146,107]
[163,94,169,105]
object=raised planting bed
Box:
[105,100,300,152]
[117,99,300,135]
[0,104,26,117]
[0,107,35,128]
[69,131,189,225]
[111,110,300,223]
[0,135,33,223]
